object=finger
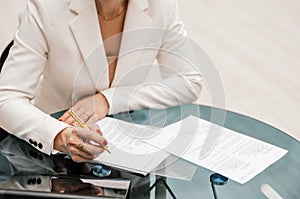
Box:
[86,114,99,125]
[71,108,92,124]
[72,105,81,113]
[74,107,86,116]
[77,108,90,123]
[76,107,94,124]
[59,109,78,125]
[69,152,94,163]
[71,136,104,155]
[68,140,98,161]
[59,109,71,122]
[87,124,102,136]
[64,115,75,125]
[96,129,103,136]
[67,128,90,152]
[69,142,104,160]
[70,149,94,161]
[84,141,105,153]
[77,128,107,147]
[79,112,91,123]
[87,124,100,131]
[71,127,107,149]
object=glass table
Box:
[0,104,299,198]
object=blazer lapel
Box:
[111,0,152,86]
[69,0,109,90]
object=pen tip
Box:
[104,146,111,154]
[107,149,112,154]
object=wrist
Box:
[96,92,109,115]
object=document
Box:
[143,116,288,184]
[93,117,169,175]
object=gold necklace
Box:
[96,1,127,21]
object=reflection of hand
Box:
[53,125,107,162]
[51,178,104,196]
[52,154,90,174]
[59,93,109,125]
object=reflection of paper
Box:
[94,117,169,175]
[144,116,288,184]
[81,179,131,189]
[154,155,197,181]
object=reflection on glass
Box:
[51,177,128,197]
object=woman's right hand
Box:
[53,125,107,162]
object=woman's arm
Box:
[0,0,66,155]
[0,0,108,161]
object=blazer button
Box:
[32,178,36,185]
[29,139,33,144]
[37,178,42,184]
[27,178,32,185]
[38,143,43,149]
[39,155,43,160]
[33,152,38,159]
[33,141,37,147]
[29,150,34,157]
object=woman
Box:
[0,0,202,162]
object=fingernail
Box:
[96,129,102,135]
[103,140,108,145]
[59,119,62,121]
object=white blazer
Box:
[0,0,202,155]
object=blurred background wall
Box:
[0,0,299,141]
[177,0,300,141]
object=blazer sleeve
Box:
[0,0,69,155]
[102,0,202,114]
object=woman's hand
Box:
[53,125,108,162]
[59,92,109,125]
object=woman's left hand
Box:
[59,92,109,125]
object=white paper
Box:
[143,115,288,184]
[93,117,169,175]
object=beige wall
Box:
[1,0,299,141]
[177,0,300,140]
